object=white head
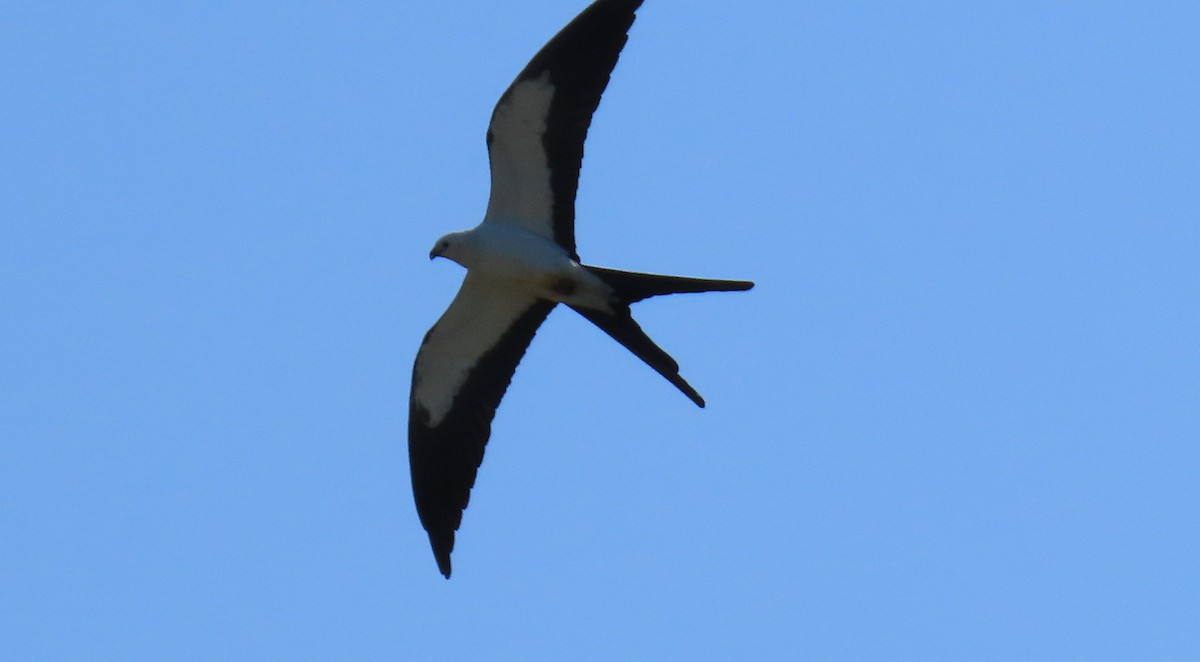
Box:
[428,230,473,267]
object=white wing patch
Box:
[413,274,541,427]
[483,71,556,239]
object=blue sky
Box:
[2,1,1197,659]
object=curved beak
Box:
[429,247,441,260]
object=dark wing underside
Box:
[409,277,554,578]
[483,0,645,260]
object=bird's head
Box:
[429,231,471,266]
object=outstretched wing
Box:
[409,274,555,577]
[483,0,645,260]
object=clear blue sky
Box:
[3,1,1197,659]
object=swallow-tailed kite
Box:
[409,0,754,578]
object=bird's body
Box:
[432,224,616,313]
[409,0,754,578]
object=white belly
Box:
[468,223,615,311]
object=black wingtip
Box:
[429,530,454,578]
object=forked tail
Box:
[570,266,754,407]
[584,265,754,303]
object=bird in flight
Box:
[409,0,754,578]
